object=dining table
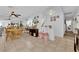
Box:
[5,27,23,41]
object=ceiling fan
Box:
[8,6,21,20]
[9,11,21,20]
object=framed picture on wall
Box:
[75,17,77,21]
[50,15,59,22]
[50,16,54,21]
[57,16,59,18]
[54,16,56,21]
[49,25,52,29]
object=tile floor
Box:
[0,32,74,52]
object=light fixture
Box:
[8,6,21,20]
[10,11,21,17]
[49,9,53,16]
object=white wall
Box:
[72,9,79,33]
[55,7,65,37]
[43,7,65,38]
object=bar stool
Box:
[39,32,48,44]
[43,32,48,45]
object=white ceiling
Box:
[0,6,49,20]
[61,6,79,20]
[0,6,78,20]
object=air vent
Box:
[64,12,72,15]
